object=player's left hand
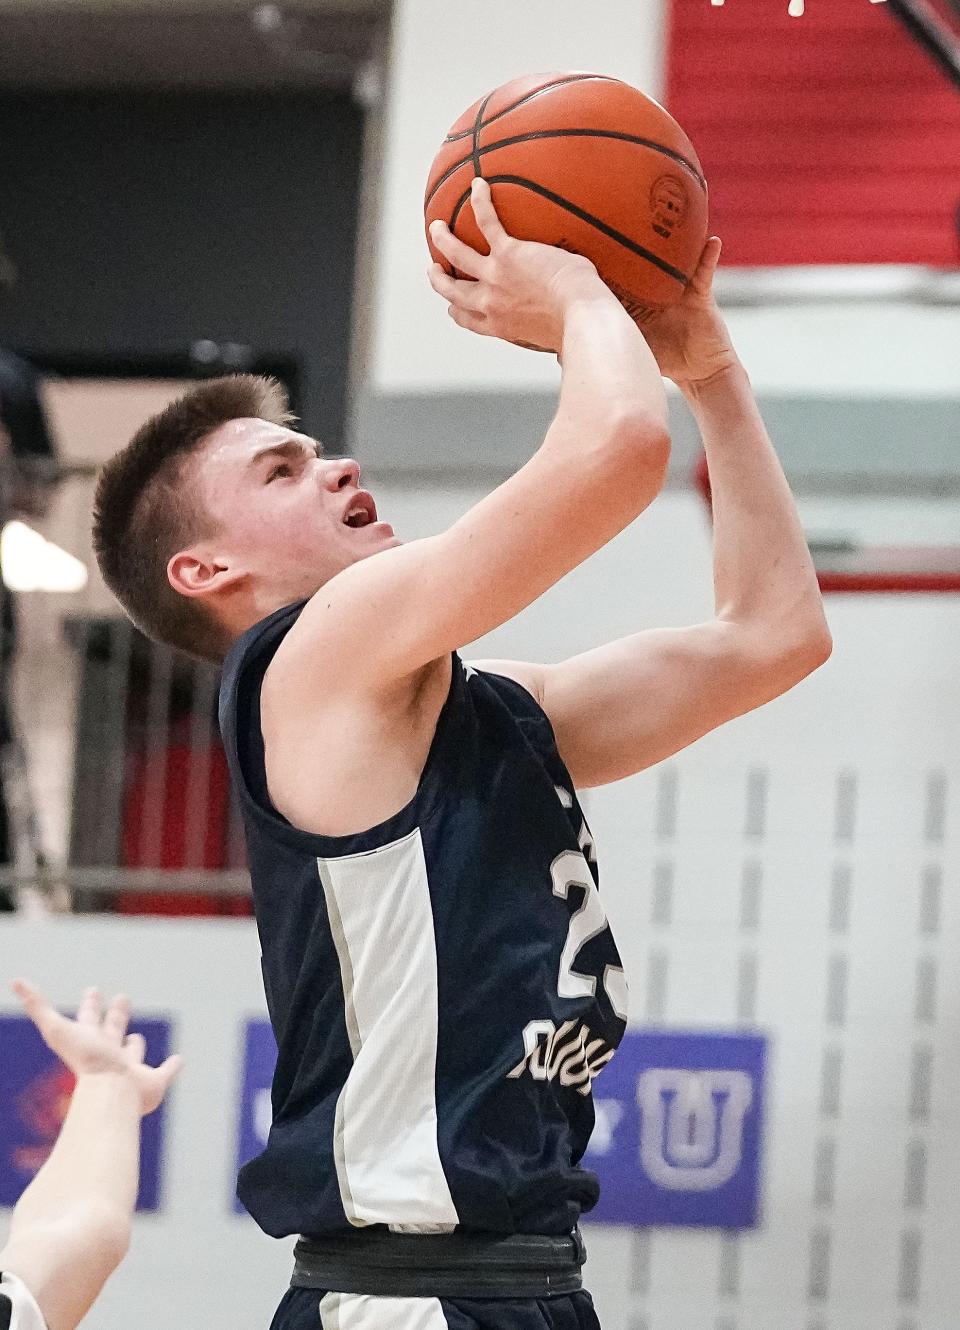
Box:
[11,978,183,1117]
[637,237,740,394]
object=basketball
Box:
[424,72,709,323]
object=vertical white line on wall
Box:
[895,771,945,1330]
[629,1231,651,1296]
[720,768,768,1328]
[805,771,857,1329]
[650,860,674,928]
[632,765,681,1324]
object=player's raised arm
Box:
[477,239,832,787]
[273,177,670,691]
[0,981,181,1330]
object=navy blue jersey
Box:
[219,600,627,1240]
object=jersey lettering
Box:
[551,849,628,1018]
[506,1018,615,1095]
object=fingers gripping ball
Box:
[424,72,709,323]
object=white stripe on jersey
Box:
[318,828,459,1231]
[0,1272,47,1330]
[319,1291,448,1329]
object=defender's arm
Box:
[0,983,181,1330]
[0,1073,140,1330]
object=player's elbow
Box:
[758,616,833,694]
[801,619,833,671]
[605,408,672,497]
[100,1211,132,1271]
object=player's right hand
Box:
[11,978,183,1117]
[427,177,611,354]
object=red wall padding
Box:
[120,741,252,916]
[665,0,960,265]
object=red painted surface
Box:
[120,741,251,916]
[666,0,960,265]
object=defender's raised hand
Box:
[636,237,740,394]
[427,177,610,354]
[11,978,182,1117]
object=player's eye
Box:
[267,463,292,482]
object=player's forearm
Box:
[685,362,829,649]
[552,285,670,461]
[8,1073,140,1237]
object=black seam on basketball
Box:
[449,185,472,236]
[480,175,691,286]
[470,92,493,179]
[448,188,476,280]
[425,126,706,211]
[443,74,622,143]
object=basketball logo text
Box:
[649,175,689,240]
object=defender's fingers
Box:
[76,986,102,1027]
[428,220,487,279]
[12,979,53,1027]
[427,262,487,312]
[104,992,132,1043]
[469,177,507,247]
[11,979,67,1046]
[156,1054,184,1091]
[123,1031,147,1062]
[11,977,41,1007]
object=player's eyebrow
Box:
[247,438,320,470]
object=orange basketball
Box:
[424,72,708,322]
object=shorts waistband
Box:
[291,1227,586,1299]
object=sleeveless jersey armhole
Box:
[219,604,465,856]
[472,666,566,771]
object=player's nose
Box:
[322,457,361,492]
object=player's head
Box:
[92,374,397,661]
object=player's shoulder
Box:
[263,548,422,700]
[0,1270,48,1330]
[220,599,307,716]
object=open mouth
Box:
[342,492,378,529]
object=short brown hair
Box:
[92,374,294,661]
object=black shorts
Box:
[270,1287,601,1330]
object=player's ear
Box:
[167,546,245,600]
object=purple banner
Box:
[0,1014,171,1212]
[584,1029,766,1228]
[233,1018,277,1213]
